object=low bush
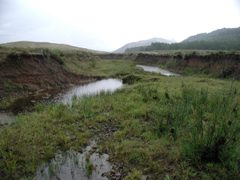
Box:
[122,74,141,85]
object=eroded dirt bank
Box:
[0,53,98,97]
[97,52,240,79]
[135,52,240,79]
[0,52,100,112]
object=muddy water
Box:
[59,79,123,104]
[136,64,180,76]
[35,141,112,180]
[0,112,16,126]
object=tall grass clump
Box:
[179,88,240,172]
[42,49,64,65]
[147,86,240,173]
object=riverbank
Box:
[0,49,135,113]
[1,72,240,179]
[98,51,240,79]
[1,48,240,179]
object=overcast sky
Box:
[0,0,239,51]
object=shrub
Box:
[122,74,141,85]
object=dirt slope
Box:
[134,52,240,79]
[0,52,96,97]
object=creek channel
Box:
[35,79,123,180]
[0,78,123,126]
[2,68,178,179]
[136,64,180,76]
[1,78,123,180]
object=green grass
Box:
[0,73,240,179]
[0,50,240,179]
[0,104,91,179]
[85,153,93,177]
[64,57,136,77]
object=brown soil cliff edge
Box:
[134,52,240,79]
[0,52,96,98]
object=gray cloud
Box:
[0,0,239,51]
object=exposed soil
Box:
[0,53,99,98]
[134,52,240,79]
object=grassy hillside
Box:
[126,27,240,52]
[183,27,240,42]
[0,41,104,53]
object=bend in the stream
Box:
[136,64,180,76]
[59,78,123,105]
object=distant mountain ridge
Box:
[125,27,240,52]
[114,38,174,53]
[0,41,103,53]
[183,27,240,43]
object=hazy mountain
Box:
[125,27,240,52]
[183,27,240,43]
[0,41,103,53]
[114,38,174,53]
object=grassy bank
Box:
[1,48,240,179]
[0,49,136,112]
[0,72,240,179]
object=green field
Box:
[0,50,240,179]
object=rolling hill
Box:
[183,27,240,42]
[0,41,103,53]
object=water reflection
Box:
[0,113,16,126]
[136,65,180,76]
[36,140,112,180]
[60,79,123,104]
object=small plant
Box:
[124,169,142,180]
[85,153,93,177]
[138,85,159,102]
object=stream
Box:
[136,64,180,76]
[0,78,123,127]
[0,65,177,126]
[59,78,123,104]
[1,78,123,179]
[2,73,175,179]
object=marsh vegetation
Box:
[0,48,240,179]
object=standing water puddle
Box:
[35,140,112,180]
[0,112,16,127]
[59,78,123,104]
[136,65,180,76]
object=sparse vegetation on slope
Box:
[0,41,103,53]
